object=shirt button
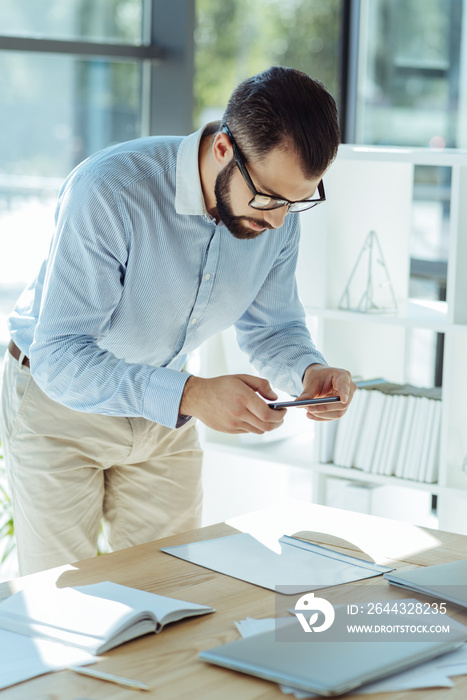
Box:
[205,273,211,281]
[191,318,197,325]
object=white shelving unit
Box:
[200,144,467,535]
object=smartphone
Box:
[268,396,341,410]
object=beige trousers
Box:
[0,351,203,575]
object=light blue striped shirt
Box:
[9,125,326,429]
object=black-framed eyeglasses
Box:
[221,124,326,213]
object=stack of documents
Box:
[385,559,467,607]
[162,532,393,593]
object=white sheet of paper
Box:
[437,643,467,676]
[235,617,465,697]
[0,628,96,690]
[162,533,391,593]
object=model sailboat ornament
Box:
[338,230,398,313]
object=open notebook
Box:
[162,533,393,594]
[0,580,214,655]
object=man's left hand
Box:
[298,364,356,421]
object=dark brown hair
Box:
[221,66,340,178]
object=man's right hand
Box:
[179,374,286,434]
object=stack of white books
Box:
[321,381,442,483]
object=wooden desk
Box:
[1,500,467,700]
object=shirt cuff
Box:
[290,352,328,396]
[143,368,192,429]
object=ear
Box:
[212,131,233,168]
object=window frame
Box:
[0,0,195,136]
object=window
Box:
[0,0,193,354]
[194,0,344,127]
[354,0,463,148]
[0,0,142,43]
[352,0,465,387]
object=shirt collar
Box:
[175,122,219,216]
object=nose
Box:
[262,205,289,229]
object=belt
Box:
[8,340,30,368]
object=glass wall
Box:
[355,0,463,148]
[194,0,344,127]
[0,0,142,43]
[354,0,465,386]
[0,0,144,353]
[0,52,142,179]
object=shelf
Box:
[202,432,444,493]
[314,462,443,494]
[337,144,467,167]
[199,145,467,536]
[305,300,458,332]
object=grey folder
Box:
[161,533,392,594]
[385,558,467,607]
[200,613,467,697]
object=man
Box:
[1,66,355,575]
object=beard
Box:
[214,160,272,240]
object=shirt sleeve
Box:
[234,214,327,397]
[29,170,189,429]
